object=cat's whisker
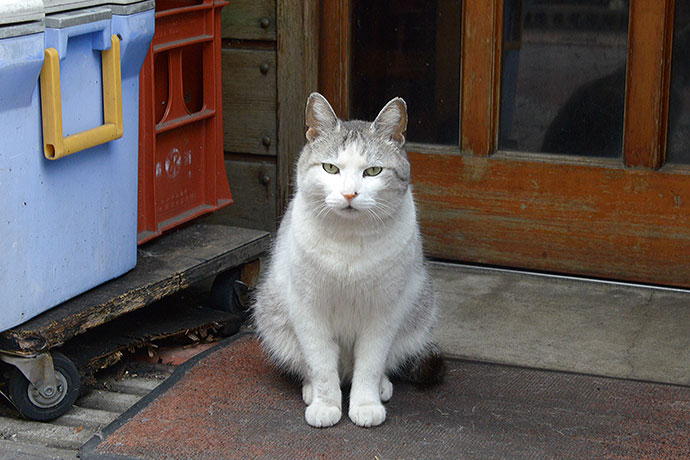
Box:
[374,202,395,214]
[375,198,397,211]
[365,208,377,226]
[367,208,385,228]
[371,200,396,219]
[314,202,332,220]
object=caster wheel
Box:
[209,268,251,318]
[7,352,80,421]
[209,268,250,337]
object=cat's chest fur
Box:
[281,192,420,314]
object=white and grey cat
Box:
[252,93,444,428]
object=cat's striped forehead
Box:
[297,118,411,187]
[335,137,370,169]
[315,121,393,165]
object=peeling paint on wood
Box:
[410,151,690,287]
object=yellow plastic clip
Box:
[40,35,123,160]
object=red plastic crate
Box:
[137,0,232,244]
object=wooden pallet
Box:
[0,224,270,357]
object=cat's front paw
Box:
[305,402,341,428]
[349,402,386,427]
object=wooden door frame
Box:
[624,0,676,169]
[318,0,690,287]
[277,0,319,213]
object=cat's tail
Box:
[395,343,446,386]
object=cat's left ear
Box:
[372,97,407,145]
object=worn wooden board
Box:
[411,151,690,287]
[60,298,240,378]
[318,0,349,118]
[222,48,277,155]
[0,224,270,355]
[221,0,276,41]
[202,157,278,232]
[277,0,319,212]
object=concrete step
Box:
[0,417,93,450]
[431,262,690,386]
[0,439,78,460]
[106,377,163,396]
[52,405,118,431]
[0,371,169,459]
[76,390,142,413]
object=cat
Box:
[252,93,444,428]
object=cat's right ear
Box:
[305,92,338,141]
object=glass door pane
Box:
[349,0,462,145]
[666,1,690,164]
[500,0,629,157]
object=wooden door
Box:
[319,0,690,288]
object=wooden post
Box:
[623,0,675,169]
[277,0,320,213]
[460,0,503,156]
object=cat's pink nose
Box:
[342,192,357,201]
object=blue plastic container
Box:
[0,1,154,331]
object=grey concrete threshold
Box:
[430,261,690,386]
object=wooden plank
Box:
[61,301,239,376]
[0,224,270,355]
[318,0,349,117]
[201,157,278,232]
[409,151,690,287]
[222,49,277,155]
[623,0,675,169]
[277,0,319,213]
[221,0,277,41]
[460,0,503,155]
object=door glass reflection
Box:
[349,0,461,145]
[500,0,629,157]
[666,1,690,164]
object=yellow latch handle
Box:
[40,35,123,160]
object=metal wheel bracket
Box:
[0,352,58,400]
[233,280,250,310]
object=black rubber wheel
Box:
[7,352,80,421]
[209,268,242,314]
[209,268,250,337]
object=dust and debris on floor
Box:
[0,326,225,460]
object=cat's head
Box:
[295,92,411,223]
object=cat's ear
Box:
[372,97,407,145]
[305,92,338,142]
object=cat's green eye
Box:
[322,163,339,174]
[363,166,383,177]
